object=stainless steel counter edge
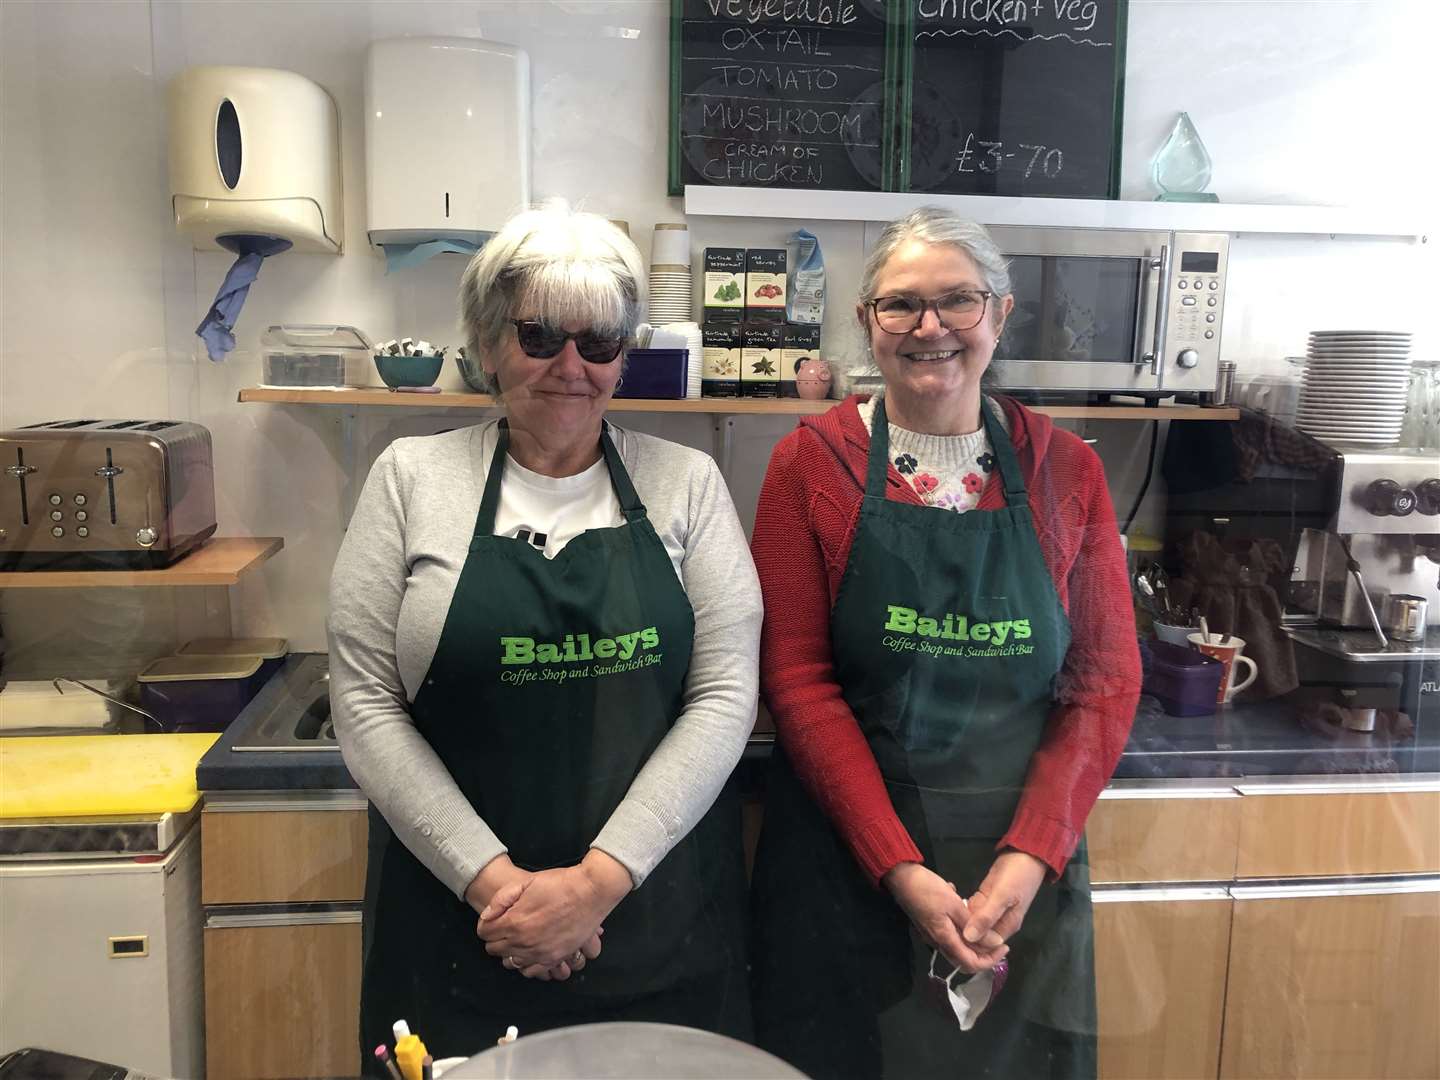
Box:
[1094,879,1440,902]
[202,790,368,812]
[1101,773,1440,799]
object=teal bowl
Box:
[375,353,443,389]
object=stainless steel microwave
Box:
[986,226,1230,398]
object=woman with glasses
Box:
[329,201,759,1069]
[748,207,1139,1080]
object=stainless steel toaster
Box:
[1,420,217,570]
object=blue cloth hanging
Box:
[195,235,292,361]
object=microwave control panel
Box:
[1163,232,1229,391]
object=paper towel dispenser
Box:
[168,66,343,254]
[364,37,531,248]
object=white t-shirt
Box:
[492,452,623,559]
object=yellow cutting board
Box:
[0,733,220,818]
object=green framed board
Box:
[669,0,1126,199]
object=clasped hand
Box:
[467,851,631,982]
[884,850,1047,974]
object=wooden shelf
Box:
[0,537,283,589]
[237,387,1237,421]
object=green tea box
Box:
[741,321,783,398]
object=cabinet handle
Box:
[1231,878,1440,901]
[205,908,361,930]
[1093,887,1231,904]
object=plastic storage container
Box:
[614,349,689,399]
[259,324,374,388]
[177,637,288,688]
[137,655,272,732]
[1140,640,1226,717]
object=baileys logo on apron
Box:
[882,604,1036,660]
[499,626,663,685]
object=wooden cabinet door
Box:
[1235,785,1440,879]
[1094,889,1232,1080]
[202,807,368,905]
[1221,881,1440,1080]
[1088,787,1240,885]
[204,917,361,1080]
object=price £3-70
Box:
[955,134,1063,179]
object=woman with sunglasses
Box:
[329,201,759,1069]
[748,207,1139,1080]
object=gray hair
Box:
[457,200,646,394]
[858,207,1012,321]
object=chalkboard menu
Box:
[903,0,1126,198]
[670,0,898,194]
[670,0,1127,199]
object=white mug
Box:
[1188,633,1259,704]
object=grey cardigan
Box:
[328,421,762,898]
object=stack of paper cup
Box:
[648,224,693,325]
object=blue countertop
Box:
[196,658,1438,793]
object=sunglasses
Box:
[509,319,625,364]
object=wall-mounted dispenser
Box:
[167,66,343,360]
[167,66,343,255]
[365,38,530,270]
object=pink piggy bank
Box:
[795,357,833,400]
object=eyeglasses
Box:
[509,320,626,364]
[865,290,993,334]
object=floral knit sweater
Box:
[856,395,1005,511]
[751,393,1140,884]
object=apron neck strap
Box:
[865,396,894,499]
[475,419,646,537]
[866,396,1029,508]
[980,398,1029,507]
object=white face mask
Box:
[929,950,1009,1031]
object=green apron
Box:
[752,398,1097,1080]
[360,422,750,1073]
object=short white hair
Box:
[457,199,646,393]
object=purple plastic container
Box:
[138,655,273,733]
[1141,640,1225,717]
[614,349,689,399]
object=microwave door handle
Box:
[1144,244,1170,377]
[1131,259,1152,369]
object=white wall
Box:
[2,0,1436,662]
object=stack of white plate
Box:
[658,321,704,399]
[1296,331,1412,446]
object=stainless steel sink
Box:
[230,653,337,752]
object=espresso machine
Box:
[1289,449,1440,639]
[1162,417,1438,752]
[1282,447,1440,741]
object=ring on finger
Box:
[572,950,584,965]
[505,955,519,970]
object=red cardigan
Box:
[751,395,1140,884]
